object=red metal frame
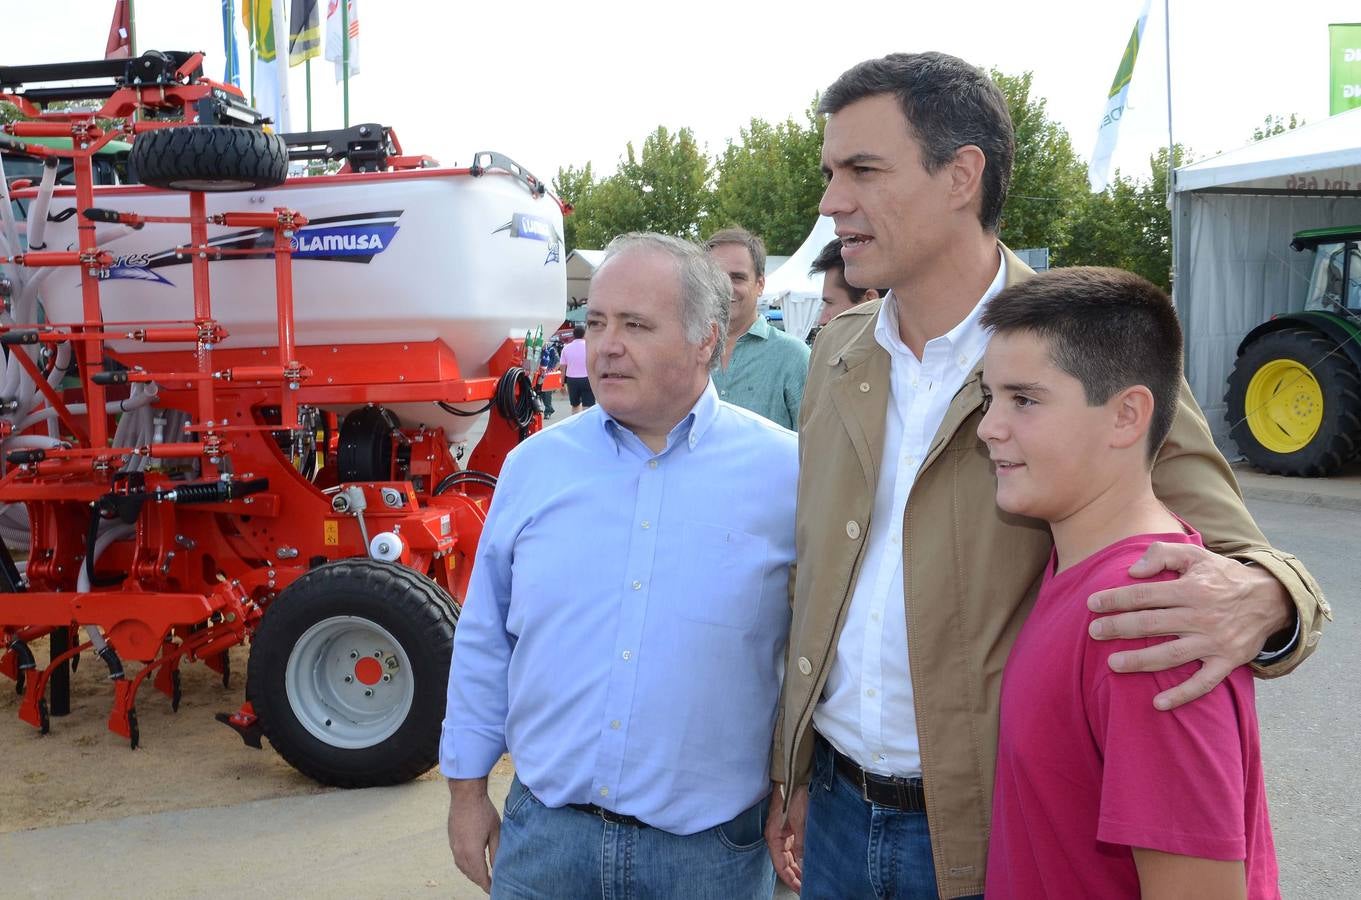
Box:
[0,63,551,747]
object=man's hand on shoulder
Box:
[447,777,501,894]
[1086,542,1293,711]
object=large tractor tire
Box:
[246,559,458,787]
[128,126,288,192]
[1225,327,1361,476]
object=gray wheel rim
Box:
[284,615,416,750]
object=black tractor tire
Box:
[246,559,458,787]
[128,126,288,192]
[1224,327,1361,477]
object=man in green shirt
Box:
[706,227,811,429]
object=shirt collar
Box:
[599,381,720,456]
[740,314,773,341]
[873,245,1006,368]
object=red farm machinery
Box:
[0,51,564,786]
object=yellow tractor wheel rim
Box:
[1244,359,1324,453]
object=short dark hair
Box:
[572,324,585,339]
[979,267,1183,461]
[808,239,884,303]
[819,52,1014,232]
[704,226,767,277]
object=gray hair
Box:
[598,232,731,370]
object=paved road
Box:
[0,497,1354,898]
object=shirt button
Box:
[641,521,650,530]
[611,720,621,730]
[599,787,609,797]
[647,460,658,469]
[632,580,642,590]
[859,382,870,393]
[871,612,881,623]
[846,520,861,540]
[866,688,877,698]
[621,650,632,660]
[797,657,812,676]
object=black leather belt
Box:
[827,741,928,812]
[567,802,651,829]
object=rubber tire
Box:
[128,126,288,192]
[246,559,458,787]
[1225,327,1361,476]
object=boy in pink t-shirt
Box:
[976,267,1278,899]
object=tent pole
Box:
[1163,0,1177,290]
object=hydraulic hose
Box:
[495,366,537,437]
[24,158,59,252]
[433,469,499,496]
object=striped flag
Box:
[105,0,131,59]
[1088,0,1152,191]
[289,0,322,66]
[242,0,291,130]
[325,0,360,82]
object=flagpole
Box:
[1163,0,1175,200]
[127,0,138,56]
[248,3,257,110]
[341,0,350,128]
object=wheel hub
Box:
[1244,359,1324,453]
[284,616,414,750]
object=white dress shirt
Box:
[813,250,1006,776]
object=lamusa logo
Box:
[493,213,564,266]
[290,223,400,258]
[123,211,405,281]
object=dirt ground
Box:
[0,638,513,835]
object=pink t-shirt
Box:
[560,338,588,378]
[986,529,1278,899]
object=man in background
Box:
[706,227,810,429]
[807,238,884,344]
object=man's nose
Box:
[819,174,852,218]
[976,401,1003,443]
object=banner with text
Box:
[1330,23,1361,115]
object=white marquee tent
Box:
[1172,106,1361,451]
[565,249,605,307]
[759,216,839,342]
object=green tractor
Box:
[1225,226,1361,476]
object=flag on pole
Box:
[222,0,242,87]
[1089,0,1152,192]
[242,0,291,130]
[105,0,132,59]
[326,0,361,82]
[289,0,322,66]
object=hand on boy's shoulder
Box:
[1086,539,1279,711]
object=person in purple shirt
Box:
[559,324,593,413]
[442,232,798,898]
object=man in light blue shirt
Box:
[442,232,798,898]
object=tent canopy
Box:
[1176,107,1361,193]
[760,216,839,342]
[566,249,605,306]
[1172,107,1361,452]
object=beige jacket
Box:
[776,246,1330,898]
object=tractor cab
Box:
[1297,227,1361,314]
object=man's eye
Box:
[980,393,992,412]
[1014,395,1035,408]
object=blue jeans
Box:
[492,776,775,900]
[801,738,982,900]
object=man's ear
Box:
[1109,385,1155,450]
[863,289,880,302]
[948,145,987,215]
[755,274,766,296]
[699,322,720,364]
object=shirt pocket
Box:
[672,521,769,629]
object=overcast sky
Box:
[5,1,1356,190]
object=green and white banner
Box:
[1089,0,1152,192]
[1330,23,1361,115]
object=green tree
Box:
[992,70,1089,254]
[1250,113,1305,142]
[571,126,712,249]
[1059,145,1188,291]
[552,162,596,253]
[707,102,825,255]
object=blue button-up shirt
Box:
[441,383,798,835]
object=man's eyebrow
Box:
[1000,382,1049,394]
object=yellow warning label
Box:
[324,520,339,546]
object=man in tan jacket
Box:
[764,52,1329,900]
